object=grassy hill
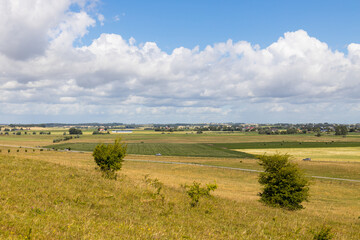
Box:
[1,151,359,239]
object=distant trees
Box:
[69,128,82,135]
[258,153,309,210]
[335,125,348,136]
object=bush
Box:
[69,127,82,135]
[258,153,309,210]
[312,226,334,240]
[185,181,217,207]
[93,138,127,179]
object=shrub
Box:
[69,127,82,135]
[144,175,164,201]
[258,153,309,210]
[312,226,334,240]
[93,138,127,179]
[185,181,217,207]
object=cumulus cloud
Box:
[0,1,360,123]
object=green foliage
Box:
[312,226,334,240]
[68,127,82,135]
[258,153,309,210]
[185,181,217,207]
[93,138,127,179]
[53,136,73,143]
[335,125,348,136]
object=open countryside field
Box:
[1,129,360,239]
[238,147,360,162]
[3,128,360,147]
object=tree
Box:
[93,138,127,179]
[258,153,309,210]
[335,125,347,136]
[69,127,82,135]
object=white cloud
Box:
[97,14,105,26]
[0,2,360,123]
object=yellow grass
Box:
[1,147,360,239]
[237,147,360,162]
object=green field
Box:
[45,140,360,160]
[45,142,254,158]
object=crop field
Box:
[45,142,253,158]
[238,147,360,162]
[1,129,360,239]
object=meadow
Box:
[0,128,359,239]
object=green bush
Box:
[312,226,334,240]
[69,127,82,135]
[185,181,217,207]
[93,138,127,179]
[258,153,309,210]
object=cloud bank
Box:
[1,0,360,123]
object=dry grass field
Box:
[1,130,360,239]
[238,147,360,162]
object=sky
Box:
[1,0,360,124]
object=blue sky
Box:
[1,0,360,124]
[83,0,360,53]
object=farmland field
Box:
[238,147,360,162]
[0,129,360,239]
[45,142,253,158]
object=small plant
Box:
[144,175,164,200]
[8,149,10,153]
[24,228,32,240]
[258,153,309,210]
[185,181,217,207]
[312,226,334,240]
[93,138,127,179]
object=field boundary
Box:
[126,159,360,183]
